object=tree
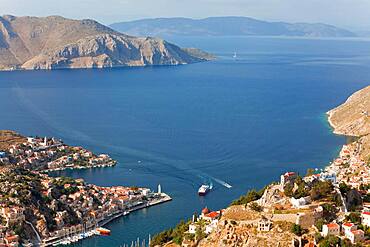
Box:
[331,193,343,207]
[249,202,263,212]
[346,189,363,211]
[306,168,315,176]
[322,203,338,222]
[310,181,333,201]
[345,212,361,224]
[231,187,266,206]
[291,224,303,236]
[339,182,351,194]
[315,219,325,231]
[319,235,340,247]
[284,183,294,197]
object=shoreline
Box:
[42,193,172,247]
[44,161,116,173]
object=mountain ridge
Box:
[110,16,356,38]
[0,15,210,71]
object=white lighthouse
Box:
[158,184,162,194]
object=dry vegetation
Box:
[0,130,26,150]
[328,85,370,161]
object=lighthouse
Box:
[158,184,162,194]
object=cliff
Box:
[110,17,356,38]
[0,15,211,71]
[327,85,370,161]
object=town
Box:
[0,132,171,247]
[151,139,370,247]
[0,136,116,172]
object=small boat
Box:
[96,227,111,236]
[233,52,237,59]
[198,184,210,196]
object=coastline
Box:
[42,193,172,247]
[0,133,174,247]
[151,86,370,247]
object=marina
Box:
[45,193,172,246]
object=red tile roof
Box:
[362,211,370,215]
[205,211,220,219]
[326,223,339,228]
[351,230,364,235]
[343,222,354,227]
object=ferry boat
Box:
[198,185,210,196]
[96,227,111,236]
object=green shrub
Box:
[231,186,266,206]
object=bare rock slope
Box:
[0,15,209,70]
[328,85,370,161]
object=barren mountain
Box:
[328,85,370,161]
[0,15,210,70]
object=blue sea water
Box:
[0,36,370,246]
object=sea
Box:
[0,36,370,246]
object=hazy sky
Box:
[1,0,369,30]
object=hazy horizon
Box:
[1,0,370,31]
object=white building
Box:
[188,223,197,234]
[280,172,297,189]
[257,218,272,232]
[361,211,370,227]
[322,223,340,237]
[347,230,364,244]
[342,222,357,236]
[290,196,311,208]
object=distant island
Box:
[0,15,212,71]
[110,16,356,38]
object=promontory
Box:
[0,15,212,71]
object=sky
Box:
[1,0,370,30]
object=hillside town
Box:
[149,85,370,247]
[0,135,116,172]
[151,139,370,247]
[0,131,171,247]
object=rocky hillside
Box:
[110,17,356,38]
[328,85,370,161]
[0,15,210,70]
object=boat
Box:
[198,184,210,196]
[233,52,237,59]
[96,227,111,236]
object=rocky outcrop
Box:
[0,15,211,70]
[327,85,370,161]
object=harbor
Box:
[43,193,172,246]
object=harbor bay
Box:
[1,36,370,246]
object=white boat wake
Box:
[11,84,233,189]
